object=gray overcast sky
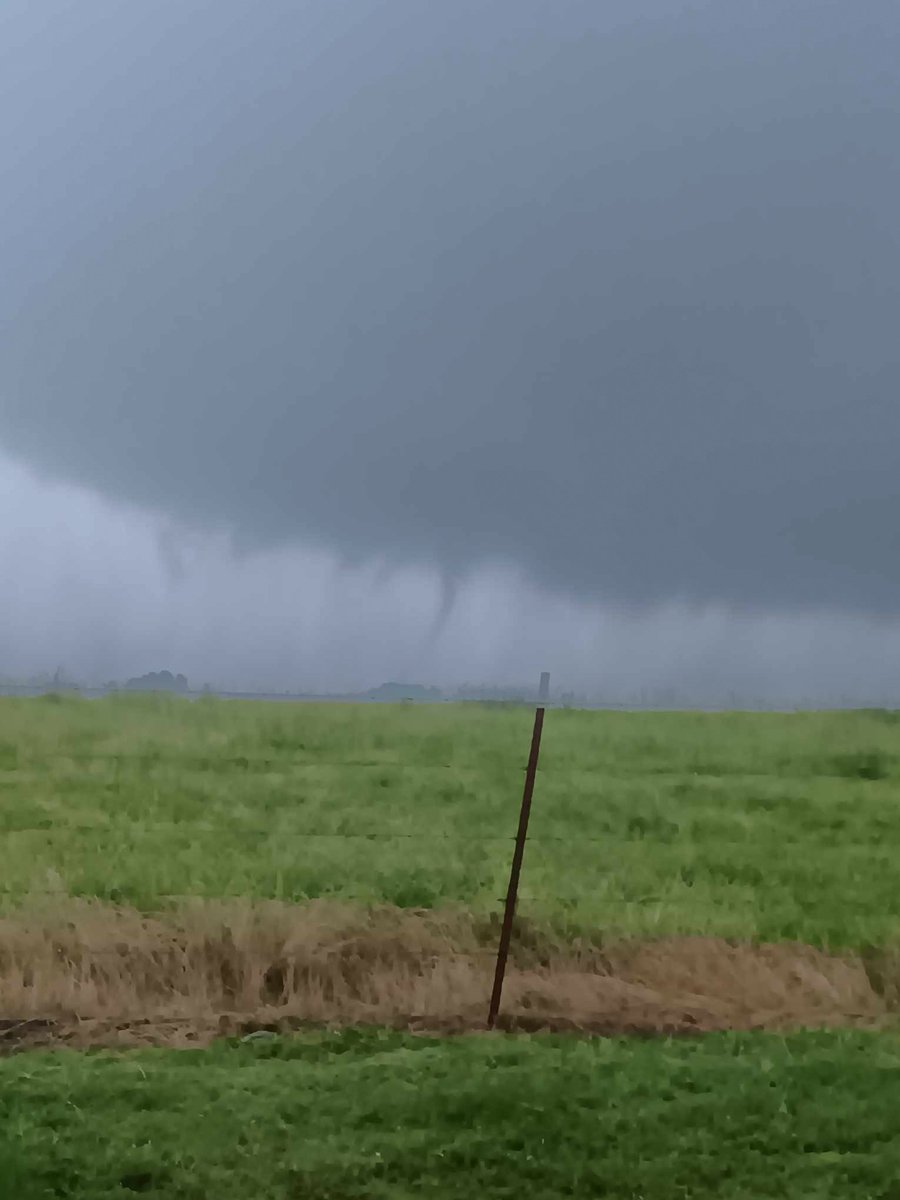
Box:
[2,1,900,696]
[4,451,900,702]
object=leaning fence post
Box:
[487,703,546,1030]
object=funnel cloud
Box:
[2,1,900,618]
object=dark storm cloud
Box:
[2,0,900,614]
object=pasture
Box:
[2,694,900,942]
[3,694,900,1197]
[7,1029,900,1199]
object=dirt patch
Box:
[0,900,890,1051]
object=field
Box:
[8,1030,900,1199]
[3,694,900,1196]
[4,694,900,940]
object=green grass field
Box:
[2,694,900,943]
[4,695,900,1197]
[5,1029,900,1199]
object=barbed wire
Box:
[0,824,854,848]
[0,889,779,904]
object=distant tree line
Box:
[117,670,189,694]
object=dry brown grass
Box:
[0,899,891,1050]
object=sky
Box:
[2,1,900,700]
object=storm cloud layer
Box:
[5,452,900,704]
[2,0,900,614]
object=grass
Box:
[5,696,900,1196]
[2,694,900,944]
[5,1028,900,1198]
[3,900,888,1042]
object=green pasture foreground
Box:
[3,1029,900,1198]
[3,695,900,943]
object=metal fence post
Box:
[487,704,545,1029]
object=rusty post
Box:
[487,704,545,1030]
